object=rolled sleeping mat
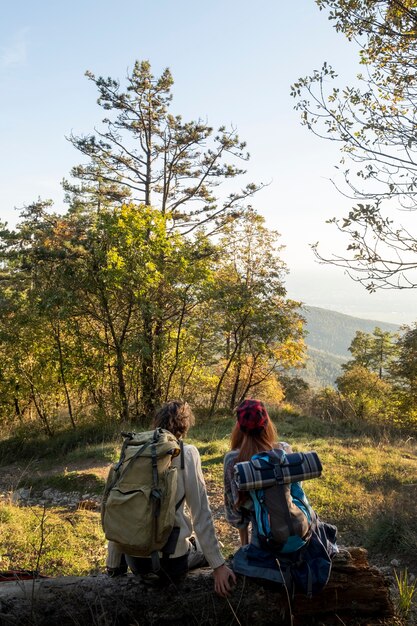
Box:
[234,450,322,491]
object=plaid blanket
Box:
[234,450,322,491]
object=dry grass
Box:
[1,412,417,578]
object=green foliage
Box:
[279,375,312,411]
[336,365,394,423]
[296,307,399,390]
[1,412,417,578]
[344,327,399,379]
[0,61,303,424]
[0,507,12,523]
[0,504,105,576]
[0,202,302,426]
[0,60,258,424]
[309,386,347,422]
[368,515,417,556]
[292,0,417,290]
[395,568,417,619]
[304,326,417,432]
[30,471,105,495]
[0,420,120,465]
[68,60,258,227]
[206,209,305,414]
[391,324,417,398]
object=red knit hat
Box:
[236,399,269,434]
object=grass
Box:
[0,420,121,466]
[1,411,417,579]
[394,568,417,619]
[28,471,105,495]
[0,504,105,576]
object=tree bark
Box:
[0,548,394,626]
[141,308,157,418]
[52,320,76,429]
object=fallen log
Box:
[0,547,395,626]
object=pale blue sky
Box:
[1,0,415,324]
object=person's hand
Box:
[212,563,237,597]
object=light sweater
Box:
[107,442,225,570]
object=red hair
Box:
[230,417,278,463]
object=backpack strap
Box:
[277,481,296,536]
[113,432,134,472]
[180,439,185,469]
[161,439,185,560]
[175,440,186,510]
[105,436,154,498]
[150,429,162,572]
[114,431,157,473]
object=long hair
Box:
[230,417,278,463]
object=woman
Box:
[107,400,236,597]
[224,398,337,587]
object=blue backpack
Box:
[234,449,337,597]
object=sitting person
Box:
[223,399,337,591]
[107,400,236,597]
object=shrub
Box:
[366,493,417,554]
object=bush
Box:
[366,492,417,554]
[310,387,348,422]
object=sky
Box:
[1,0,416,325]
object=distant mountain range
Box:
[299,306,400,388]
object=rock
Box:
[11,488,31,504]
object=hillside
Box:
[300,306,401,388]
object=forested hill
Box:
[300,306,400,387]
[303,306,400,356]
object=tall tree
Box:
[390,323,417,397]
[292,0,417,290]
[343,327,398,378]
[0,201,215,423]
[207,210,305,414]
[0,202,82,432]
[64,203,213,420]
[68,60,260,233]
[66,60,261,414]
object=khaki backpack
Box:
[101,428,183,568]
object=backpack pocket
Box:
[155,467,178,543]
[103,486,154,553]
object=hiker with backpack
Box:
[104,400,236,597]
[223,399,338,597]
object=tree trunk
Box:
[28,389,53,438]
[209,333,242,417]
[114,345,129,422]
[13,397,22,424]
[0,548,394,626]
[229,359,242,410]
[52,321,76,429]
[165,294,188,401]
[141,309,157,419]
